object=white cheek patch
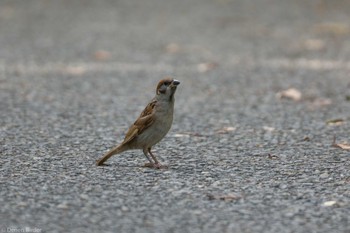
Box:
[158,85,167,94]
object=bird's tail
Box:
[96,145,125,166]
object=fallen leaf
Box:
[326,118,344,125]
[276,88,302,101]
[173,133,190,138]
[94,50,111,61]
[57,202,69,209]
[17,202,28,207]
[197,62,218,73]
[219,194,240,201]
[322,201,337,207]
[302,39,325,51]
[332,136,350,150]
[314,22,349,36]
[333,143,350,150]
[165,43,180,53]
[173,132,206,137]
[263,126,275,132]
[311,98,332,107]
[216,126,236,134]
[0,6,14,19]
[345,95,350,101]
[267,153,279,159]
[65,66,86,75]
[207,193,241,201]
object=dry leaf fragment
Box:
[57,202,69,209]
[333,143,350,150]
[314,23,349,36]
[216,127,236,134]
[173,132,206,137]
[0,6,15,19]
[173,133,190,138]
[165,43,180,53]
[219,194,241,201]
[311,98,332,107]
[263,126,275,132]
[65,66,86,75]
[326,118,344,125]
[332,136,350,150]
[276,88,302,101]
[303,39,325,51]
[267,153,279,159]
[207,193,241,201]
[322,201,337,207]
[197,62,218,73]
[94,50,111,61]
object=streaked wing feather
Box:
[121,100,157,144]
[122,126,139,144]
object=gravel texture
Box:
[1,0,350,233]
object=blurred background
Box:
[1,0,350,68]
[1,0,349,140]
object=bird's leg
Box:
[148,147,159,164]
[142,148,154,167]
[148,148,168,169]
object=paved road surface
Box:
[1,0,350,232]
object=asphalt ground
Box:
[1,0,350,232]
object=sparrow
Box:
[96,77,180,169]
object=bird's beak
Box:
[172,80,180,86]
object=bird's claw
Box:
[143,163,168,169]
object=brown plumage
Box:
[96,78,180,168]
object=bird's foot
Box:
[143,163,168,169]
[154,163,168,169]
[143,162,154,168]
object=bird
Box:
[96,77,180,169]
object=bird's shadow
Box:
[94,162,169,170]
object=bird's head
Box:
[156,77,180,101]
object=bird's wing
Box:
[122,99,157,144]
